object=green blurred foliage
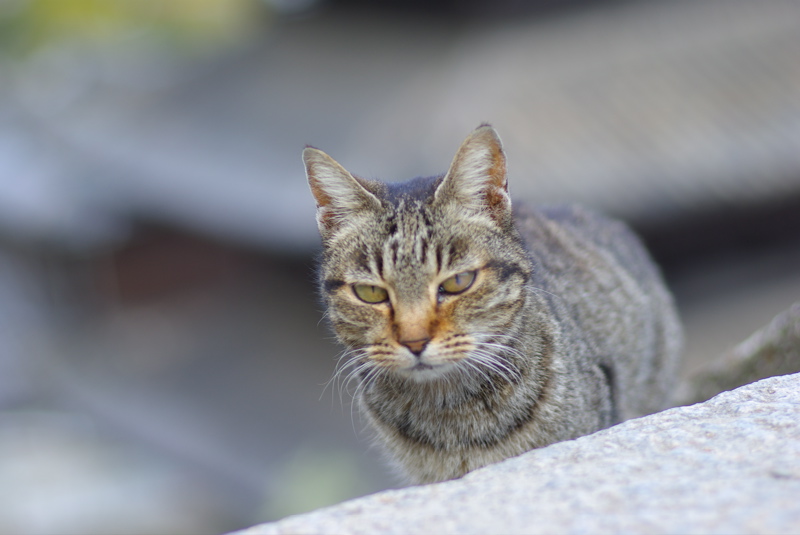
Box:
[0,0,269,57]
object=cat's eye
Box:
[353,284,389,304]
[439,271,476,295]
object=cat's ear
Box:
[435,125,511,226]
[303,147,382,238]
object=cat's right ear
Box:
[303,147,381,238]
[435,125,512,228]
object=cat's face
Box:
[305,126,531,383]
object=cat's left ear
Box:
[435,124,512,226]
[303,147,382,240]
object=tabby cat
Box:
[303,125,682,484]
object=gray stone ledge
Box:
[236,372,800,535]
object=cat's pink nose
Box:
[401,337,430,356]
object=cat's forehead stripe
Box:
[382,212,437,273]
[386,214,398,236]
[383,175,441,207]
[374,250,385,278]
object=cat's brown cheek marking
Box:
[440,339,471,352]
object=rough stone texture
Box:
[235,371,800,535]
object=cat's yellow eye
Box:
[439,271,476,295]
[353,284,389,304]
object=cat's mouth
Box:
[395,357,457,382]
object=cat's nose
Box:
[401,337,431,356]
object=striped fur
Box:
[304,125,682,484]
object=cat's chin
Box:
[394,361,457,383]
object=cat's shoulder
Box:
[512,202,656,278]
[513,202,632,242]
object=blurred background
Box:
[1,0,799,533]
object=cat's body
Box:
[304,126,682,484]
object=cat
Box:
[303,125,683,484]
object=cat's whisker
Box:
[347,362,377,429]
[316,308,332,328]
[527,284,562,301]
[325,347,372,406]
[479,332,522,343]
[472,333,528,363]
[466,348,521,385]
[459,359,499,394]
[466,359,514,388]
[475,332,526,348]
[342,358,372,394]
[436,340,520,388]
[350,363,390,431]
[483,352,522,381]
[474,341,527,365]
[321,347,352,403]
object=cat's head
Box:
[304,125,531,383]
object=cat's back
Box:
[514,203,657,289]
[513,203,682,418]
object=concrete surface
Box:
[235,372,800,535]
